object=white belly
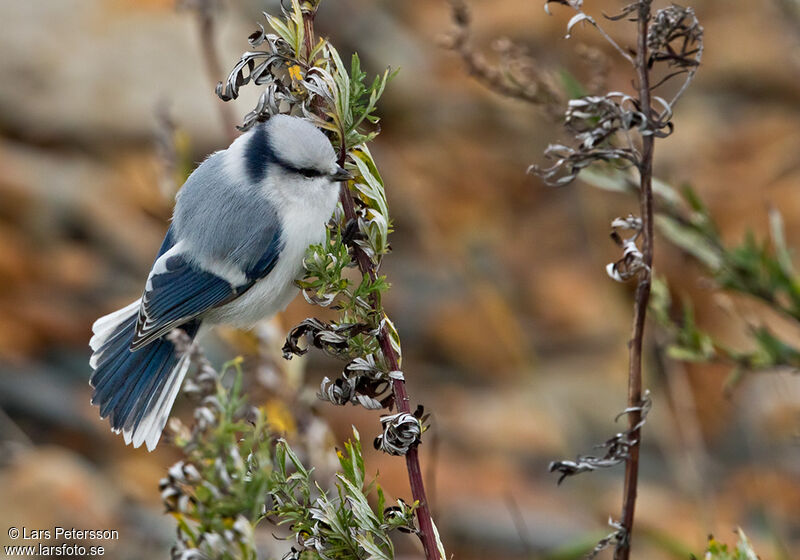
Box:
[203,261,301,327]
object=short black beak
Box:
[331,165,354,182]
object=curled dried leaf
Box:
[587,518,627,559]
[549,390,651,483]
[374,406,428,456]
[544,0,583,15]
[281,318,373,359]
[606,214,649,282]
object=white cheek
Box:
[266,171,337,206]
[311,176,337,193]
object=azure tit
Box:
[89,115,352,450]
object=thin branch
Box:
[444,0,563,114]
[210,1,439,556]
[550,2,636,66]
[549,392,651,484]
[576,16,636,67]
[505,493,533,556]
[296,5,438,553]
[183,0,239,142]
[615,2,655,559]
[303,10,438,555]
[335,141,439,559]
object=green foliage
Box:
[263,0,404,379]
[269,429,416,560]
[730,326,800,371]
[698,529,760,560]
[717,230,800,319]
[163,360,272,560]
[301,41,394,151]
[558,68,587,100]
[298,228,353,306]
[582,167,800,389]
[265,0,311,63]
[300,227,391,323]
[651,274,800,391]
[657,184,800,321]
[650,277,716,364]
[262,0,397,318]
[164,2,434,557]
[163,360,414,559]
[654,184,800,386]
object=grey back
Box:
[171,151,282,273]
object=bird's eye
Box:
[299,168,321,178]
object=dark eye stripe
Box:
[299,168,322,178]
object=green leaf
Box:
[559,69,587,99]
[266,13,295,45]
[194,484,211,503]
[655,214,723,270]
[667,345,713,362]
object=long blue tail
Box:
[89,301,200,451]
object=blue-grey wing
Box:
[131,248,237,349]
[131,236,283,349]
[132,153,285,349]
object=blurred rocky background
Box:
[1,0,799,558]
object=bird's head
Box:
[263,114,352,185]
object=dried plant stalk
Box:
[335,121,439,560]
[451,0,703,557]
[615,4,656,558]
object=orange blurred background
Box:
[1,1,799,558]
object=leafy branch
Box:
[449,1,703,557]
[531,3,703,557]
[216,1,442,558]
[696,529,760,560]
[160,339,416,560]
[269,431,416,560]
[583,166,800,392]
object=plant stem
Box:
[615,2,654,559]
[302,5,438,557]
[338,147,438,559]
[194,5,238,142]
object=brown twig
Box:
[337,144,439,559]
[615,2,654,559]
[444,0,563,116]
[301,6,439,558]
[190,0,239,142]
